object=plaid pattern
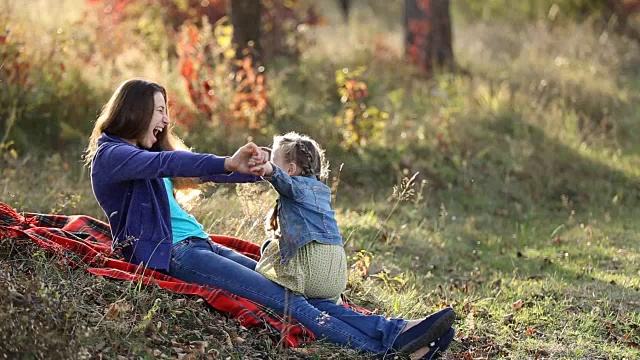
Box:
[0,202,373,348]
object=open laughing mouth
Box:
[153,126,164,139]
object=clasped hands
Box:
[223,142,273,177]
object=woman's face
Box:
[138,92,169,149]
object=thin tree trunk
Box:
[228,0,267,131]
[230,0,263,66]
[404,0,454,75]
[339,0,351,23]
[607,0,640,43]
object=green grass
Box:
[2,0,640,359]
[2,153,639,359]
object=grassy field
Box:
[2,0,640,359]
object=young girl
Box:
[255,132,347,303]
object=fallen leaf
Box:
[503,313,515,324]
[462,302,474,312]
[290,347,321,355]
[626,341,640,349]
[206,349,219,359]
[603,321,615,330]
[105,302,121,320]
[563,305,580,314]
[513,299,524,310]
[221,331,233,348]
[191,341,208,354]
[534,348,550,359]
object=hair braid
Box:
[266,199,280,239]
[295,140,316,177]
[273,131,329,180]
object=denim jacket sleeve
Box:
[95,142,228,182]
[264,164,305,200]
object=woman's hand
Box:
[225,142,269,174]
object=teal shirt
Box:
[163,178,209,243]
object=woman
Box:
[85,78,455,359]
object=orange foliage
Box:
[86,0,320,131]
[229,57,268,129]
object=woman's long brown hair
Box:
[84,79,200,193]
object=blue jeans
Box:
[166,237,406,354]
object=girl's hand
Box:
[225,142,265,173]
[250,162,273,177]
[248,147,269,167]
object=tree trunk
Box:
[228,0,268,131]
[606,0,640,43]
[230,0,263,66]
[404,0,454,75]
[339,0,351,23]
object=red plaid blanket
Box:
[0,202,371,347]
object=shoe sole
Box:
[421,327,455,360]
[397,309,456,355]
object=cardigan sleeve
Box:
[94,142,229,182]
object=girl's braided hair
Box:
[272,131,329,180]
[265,132,329,238]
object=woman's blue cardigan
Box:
[91,133,259,270]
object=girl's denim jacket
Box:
[266,165,343,264]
